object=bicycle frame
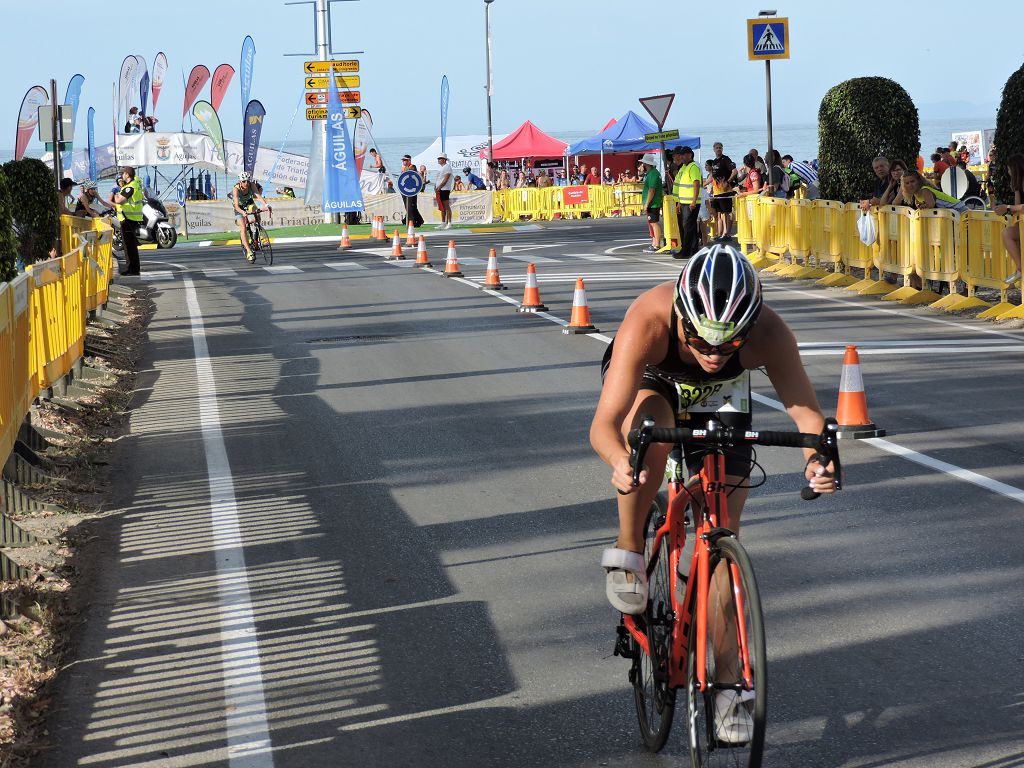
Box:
[622,449,753,694]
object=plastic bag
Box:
[857,210,878,246]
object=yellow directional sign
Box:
[304,75,360,89]
[306,91,360,105]
[303,59,359,74]
[306,106,361,120]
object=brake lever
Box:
[618,416,656,495]
[800,418,842,501]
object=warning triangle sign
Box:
[639,94,675,130]
[754,24,784,53]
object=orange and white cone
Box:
[389,229,405,259]
[370,216,378,240]
[338,222,351,249]
[562,277,599,334]
[406,220,417,247]
[376,217,387,241]
[414,235,431,267]
[835,345,885,438]
[480,248,506,290]
[517,263,548,312]
[442,240,463,277]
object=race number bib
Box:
[674,371,750,415]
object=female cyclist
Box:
[232,171,269,261]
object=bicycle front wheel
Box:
[631,500,676,751]
[257,225,273,265]
[686,535,766,768]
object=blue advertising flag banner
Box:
[242,99,266,177]
[139,72,150,116]
[63,74,85,170]
[240,36,256,112]
[322,73,363,213]
[87,107,96,181]
[440,75,450,154]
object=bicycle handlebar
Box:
[625,417,843,500]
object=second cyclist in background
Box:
[232,172,270,262]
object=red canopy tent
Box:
[480,120,568,160]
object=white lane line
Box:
[202,268,238,278]
[571,254,624,262]
[501,254,561,263]
[799,339,1022,348]
[799,346,1024,355]
[749,392,1024,506]
[263,265,301,274]
[323,262,368,271]
[381,260,416,268]
[139,270,175,281]
[181,273,276,766]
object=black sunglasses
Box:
[681,320,748,356]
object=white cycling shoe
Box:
[713,689,756,745]
[602,548,647,614]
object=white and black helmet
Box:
[674,243,763,345]
[238,171,253,182]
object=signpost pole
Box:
[49,79,63,183]
[765,59,773,164]
[316,0,333,223]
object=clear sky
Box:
[4,0,1021,153]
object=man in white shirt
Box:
[435,153,454,229]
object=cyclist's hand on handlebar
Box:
[612,452,647,495]
[805,458,836,495]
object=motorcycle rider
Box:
[231,171,269,262]
[109,166,144,276]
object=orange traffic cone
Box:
[414,235,431,267]
[338,222,351,249]
[835,345,885,438]
[370,216,378,240]
[389,229,405,259]
[562,277,599,334]
[376,217,387,241]
[517,263,548,313]
[442,240,463,277]
[406,220,417,247]
[480,248,506,290]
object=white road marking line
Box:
[500,253,561,263]
[263,265,301,274]
[323,262,369,271]
[202,268,238,278]
[181,273,277,767]
[571,254,624,262]
[749,392,1024,506]
[381,260,416,267]
[799,339,1021,348]
[139,270,175,281]
[799,346,1024,355]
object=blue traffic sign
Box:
[397,170,424,197]
[176,181,187,206]
[747,17,789,61]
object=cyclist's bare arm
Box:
[743,308,836,492]
[590,284,673,493]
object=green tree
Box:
[818,77,921,202]
[0,168,18,282]
[1,158,60,266]
[990,61,1024,204]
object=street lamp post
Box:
[484,0,495,164]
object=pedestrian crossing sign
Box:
[747,17,789,60]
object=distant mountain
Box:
[917,99,999,120]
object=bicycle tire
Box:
[686,535,766,768]
[258,225,273,265]
[631,499,676,751]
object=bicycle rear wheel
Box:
[686,535,766,768]
[631,500,676,751]
[257,225,273,265]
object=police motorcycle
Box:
[110,190,178,251]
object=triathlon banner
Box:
[15,85,48,160]
[172,192,494,234]
[192,101,227,169]
[151,52,168,113]
[242,99,266,177]
[182,65,211,119]
[211,64,235,112]
[240,36,256,112]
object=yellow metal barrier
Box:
[908,208,960,305]
[810,200,851,285]
[836,203,892,296]
[735,195,758,254]
[871,205,934,304]
[28,258,69,390]
[751,197,789,270]
[658,195,680,254]
[0,283,14,463]
[774,199,828,278]
[62,251,86,370]
[959,212,1021,319]
[10,275,34,407]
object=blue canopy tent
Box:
[566,110,701,182]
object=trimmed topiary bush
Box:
[990,61,1024,204]
[0,169,18,283]
[818,77,921,202]
[1,158,60,267]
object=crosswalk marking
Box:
[202,268,238,277]
[500,253,561,263]
[324,262,368,271]
[139,270,174,281]
[572,254,623,262]
[381,260,416,267]
[263,265,302,274]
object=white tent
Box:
[411,134,508,177]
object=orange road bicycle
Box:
[242,207,273,266]
[614,416,842,767]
